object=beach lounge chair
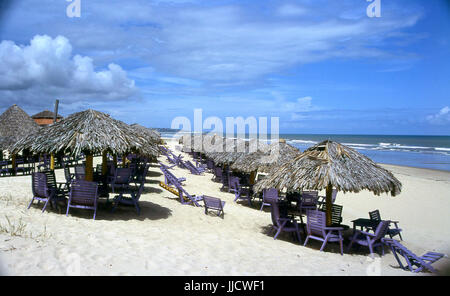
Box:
[260,188,278,211]
[202,195,226,218]
[159,164,186,185]
[112,176,146,215]
[28,172,53,212]
[303,210,344,255]
[381,238,445,273]
[230,176,252,206]
[369,209,403,240]
[159,166,203,206]
[269,200,302,243]
[347,220,390,257]
[184,160,205,175]
[66,180,99,220]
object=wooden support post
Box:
[326,184,333,226]
[249,170,257,185]
[85,154,93,181]
[50,153,55,170]
[11,153,16,175]
[122,155,126,167]
[102,151,108,175]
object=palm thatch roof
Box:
[0,104,40,151]
[253,140,402,196]
[230,140,300,173]
[206,138,261,166]
[130,123,161,144]
[11,109,159,157]
[180,133,223,153]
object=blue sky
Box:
[0,0,449,135]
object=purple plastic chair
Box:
[269,200,302,243]
[159,163,186,185]
[112,174,146,215]
[381,238,445,273]
[347,220,390,257]
[74,165,86,180]
[110,167,133,193]
[66,180,99,220]
[28,172,53,212]
[230,177,252,206]
[202,195,226,218]
[260,188,278,211]
[213,167,223,182]
[369,209,403,240]
[303,210,345,255]
[159,166,203,206]
[184,160,205,175]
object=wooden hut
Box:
[31,110,63,126]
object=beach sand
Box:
[0,138,449,276]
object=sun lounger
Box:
[159,165,202,206]
[381,238,445,273]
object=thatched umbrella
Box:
[12,109,159,181]
[230,140,300,174]
[253,140,402,226]
[0,104,40,151]
[130,123,161,144]
[180,133,223,154]
[0,104,40,169]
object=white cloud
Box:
[277,4,308,17]
[427,107,450,125]
[0,35,137,108]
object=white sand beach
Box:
[0,138,449,276]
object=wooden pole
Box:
[326,184,333,226]
[122,155,126,167]
[11,153,16,175]
[249,170,257,185]
[85,154,93,181]
[102,151,108,175]
[50,153,55,170]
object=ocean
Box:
[161,132,450,172]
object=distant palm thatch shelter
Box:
[130,123,161,144]
[253,140,402,225]
[230,140,300,174]
[0,104,40,152]
[31,110,63,126]
[12,109,159,180]
[180,133,223,154]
